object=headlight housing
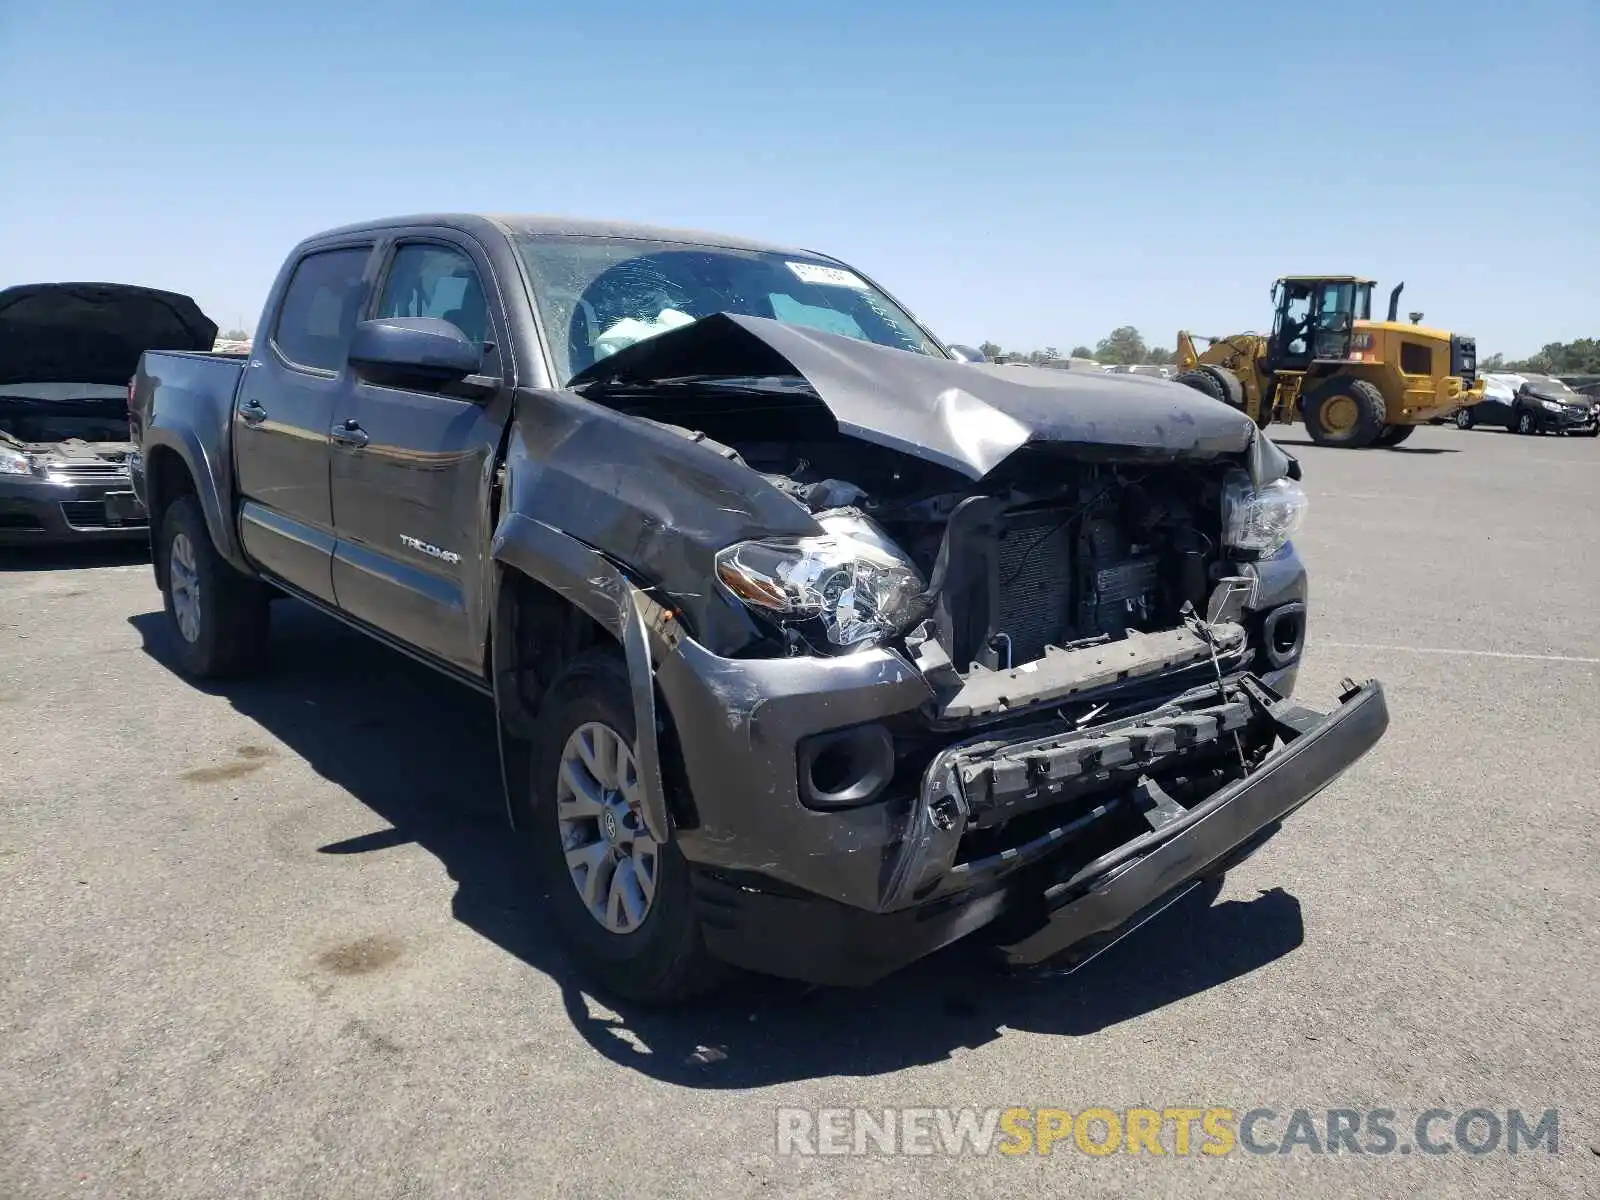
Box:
[715,511,926,653]
[0,445,32,476]
[1539,398,1563,412]
[1221,471,1307,557]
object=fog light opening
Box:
[799,725,895,809]
[1262,602,1306,668]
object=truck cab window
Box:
[272,247,370,372]
[376,244,490,348]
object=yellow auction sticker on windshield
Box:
[787,261,869,289]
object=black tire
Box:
[1515,407,1540,436]
[1302,377,1387,448]
[1174,368,1226,403]
[1454,407,1475,430]
[527,649,722,1005]
[1374,424,1416,447]
[1579,425,1599,438]
[158,495,270,679]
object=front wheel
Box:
[1454,407,1475,430]
[159,495,270,679]
[527,649,722,1005]
[1516,408,1540,436]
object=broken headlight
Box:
[1221,471,1307,557]
[715,511,926,653]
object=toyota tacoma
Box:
[130,215,1387,1002]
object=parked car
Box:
[131,214,1387,1002]
[0,283,216,544]
[1455,371,1598,436]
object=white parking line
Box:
[1323,642,1600,665]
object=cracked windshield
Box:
[516,235,940,383]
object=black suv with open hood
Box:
[129,214,1387,1002]
[0,282,216,544]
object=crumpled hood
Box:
[0,283,217,387]
[571,314,1291,483]
[1525,383,1589,408]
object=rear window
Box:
[272,247,370,372]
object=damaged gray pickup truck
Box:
[130,214,1387,1003]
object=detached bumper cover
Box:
[994,678,1386,968]
[696,678,1387,987]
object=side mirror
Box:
[349,317,481,388]
[947,344,988,364]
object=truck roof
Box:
[1276,274,1377,284]
[305,213,810,256]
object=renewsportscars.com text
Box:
[775,1106,1561,1158]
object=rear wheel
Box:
[1374,424,1416,448]
[1303,378,1387,448]
[527,649,722,1005]
[158,495,269,679]
[1454,407,1475,430]
[1515,407,1540,436]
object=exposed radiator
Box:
[994,508,1074,664]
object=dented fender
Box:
[490,510,671,845]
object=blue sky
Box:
[2,0,1594,358]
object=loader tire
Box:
[1175,366,1246,412]
[1303,378,1387,448]
[1374,424,1416,448]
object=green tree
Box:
[1145,346,1175,365]
[979,340,1002,360]
[221,328,250,341]
[1070,345,1094,359]
[1095,326,1148,365]
[1481,352,1505,370]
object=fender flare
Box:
[489,512,672,846]
[141,423,250,573]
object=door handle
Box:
[330,418,369,448]
[239,398,267,425]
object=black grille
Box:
[994,508,1074,664]
[1451,335,1477,385]
[60,500,109,528]
[0,512,45,531]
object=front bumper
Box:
[1536,405,1599,433]
[0,473,147,545]
[691,676,1386,986]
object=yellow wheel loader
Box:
[1175,277,1486,448]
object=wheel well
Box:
[494,567,612,737]
[145,447,196,588]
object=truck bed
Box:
[130,349,250,564]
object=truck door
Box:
[328,237,510,674]
[233,244,373,602]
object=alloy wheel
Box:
[169,532,202,644]
[556,721,659,934]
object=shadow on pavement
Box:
[2,541,149,572]
[130,599,1305,1088]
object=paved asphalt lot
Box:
[3,423,1597,1198]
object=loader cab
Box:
[1268,276,1374,372]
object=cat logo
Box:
[400,534,461,565]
